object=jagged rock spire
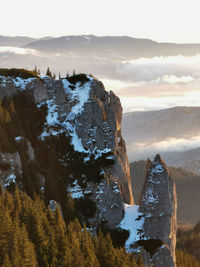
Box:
[139,155,177,267]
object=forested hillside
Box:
[176,222,200,265]
[0,188,143,267]
[0,187,199,266]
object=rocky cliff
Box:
[138,155,177,266]
[0,70,133,229]
[0,70,177,266]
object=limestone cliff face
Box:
[0,73,177,266]
[0,74,133,228]
[139,155,177,267]
[71,79,134,205]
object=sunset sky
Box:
[1,0,200,43]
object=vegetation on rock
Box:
[0,68,42,80]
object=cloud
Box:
[0,46,36,55]
[0,49,199,112]
[157,74,194,84]
[100,55,200,112]
[128,135,200,160]
[118,55,200,82]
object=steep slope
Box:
[0,69,177,266]
[118,156,177,267]
[0,70,133,229]
[138,155,177,267]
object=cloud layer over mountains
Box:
[1,35,200,112]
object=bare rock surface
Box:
[0,74,177,267]
[0,74,133,229]
[139,155,177,267]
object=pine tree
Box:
[2,254,12,267]
[34,66,38,75]
[46,67,52,78]
[53,72,56,79]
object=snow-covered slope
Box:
[119,204,144,251]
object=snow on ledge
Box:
[119,204,144,252]
[5,173,16,187]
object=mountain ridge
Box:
[122,106,200,165]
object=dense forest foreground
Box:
[0,188,199,267]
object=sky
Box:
[1,0,200,113]
[1,0,200,43]
[102,55,200,112]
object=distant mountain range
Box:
[1,35,200,102]
[24,35,200,58]
[0,35,37,47]
[2,35,200,59]
[122,106,200,173]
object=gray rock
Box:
[139,155,177,267]
[0,75,133,229]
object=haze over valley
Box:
[1,35,200,113]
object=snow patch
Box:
[68,180,84,199]
[5,173,16,187]
[40,76,93,151]
[15,136,24,142]
[0,76,7,87]
[46,100,59,125]
[13,77,36,90]
[144,186,159,204]
[119,204,144,252]
[38,75,113,162]
[71,127,85,152]
[62,77,92,120]
[113,182,120,193]
[151,163,165,174]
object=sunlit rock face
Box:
[139,155,177,267]
[0,72,177,267]
[0,73,133,229]
[73,78,134,205]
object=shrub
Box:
[0,68,42,81]
[100,225,130,248]
[75,196,96,218]
[66,73,89,85]
[135,239,163,257]
[0,143,16,153]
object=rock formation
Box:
[0,71,177,266]
[139,155,177,267]
[0,72,133,229]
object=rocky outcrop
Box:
[74,79,133,205]
[139,155,177,267]
[0,151,22,188]
[40,76,133,227]
[0,72,177,266]
[0,73,133,229]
